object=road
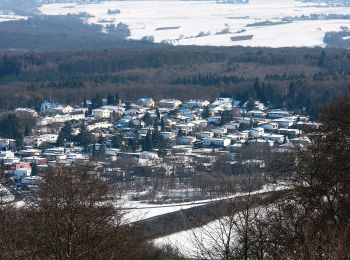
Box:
[135,190,284,239]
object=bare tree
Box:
[231,97,350,259]
[0,164,158,259]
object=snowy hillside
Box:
[39,0,350,47]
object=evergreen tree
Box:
[160,117,166,132]
[56,121,73,146]
[142,112,153,126]
[97,135,105,144]
[98,143,106,159]
[75,124,94,147]
[246,98,256,111]
[84,106,91,117]
[16,132,24,149]
[83,96,87,108]
[24,125,31,136]
[115,93,120,105]
[202,105,211,119]
[158,136,169,157]
[318,50,326,67]
[221,110,233,125]
[155,108,160,119]
[111,135,122,148]
[31,164,38,176]
[125,101,131,110]
[253,77,261,97]
[177,128,185,137]
[92,142,96,157]
[249,116,254,128]
[142,130,153,152]
[0,113,22,142]
[0,161,5,179]
[152,128,162,148]
[128,138,138,152]
[92,93,103,109]
[260,82,267,103]
[107,93,114,106]
[153,118,159,130]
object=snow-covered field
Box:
[123,183,288,222]
[39,0,350,47]
[154,204,272,258]
[153,217,226,258]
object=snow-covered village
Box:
[0,95,316,207]
[1,0,350,258]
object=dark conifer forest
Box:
[0,46,349,117]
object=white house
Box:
[267,110,290,119]
[175,123,194,133]
[211,98,233,107]
[242,100,266,111]
[178,136,197,145]
[184,100,210,109]
[105,148,120,157]
[248,139,275,147]
[87,122,113,131]
[272,118,294,128]
[227,134,245,143]
[101,105,125,115]
[172,145,193,154]
[38,113,85,126]
[15,108,38,117]
[210,128,228,137]
[0,138,16,150]
[278,128,302,137]
[240,131,250,140]
[24,134,58,147]
[131,119,145,127]
[137,97,155,107]
[40,101,57,114]
[196,132,214,139]
[0,151,19,164]
[52,105,74,115]
[92,109,111,119]
[223,122,240,131]
[260,123,279,131]
[249,127,265,138]
[246,110,266,118]
[234,117,251,125]
[191,119,208,128]
[207,116,221,125]
[263,133,285,143]
[203,138,231,147]
[158,99,182,109]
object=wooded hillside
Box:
[1,46,349,117]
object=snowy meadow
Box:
[39,0,350,47]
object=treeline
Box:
[173,73,245,86]
[0,14,146,52]
[1,46,350,117]
[0,112,37,144]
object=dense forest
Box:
[1,46,350,117]
[0,15,153,51]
